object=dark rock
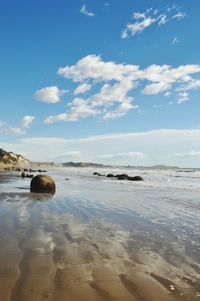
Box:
[120,174,129,178]
[26,174,34,179]
[93,172,104,176]
[21,172,26,178]
[106,173,115,178]
[65,178,69,181]
[117,175,128,180]
[128,176,144,181]
[116,174,129,180]
[30,175,56,194]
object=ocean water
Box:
[0,167,200,301]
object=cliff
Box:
[0,148,30,169]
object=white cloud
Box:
[169,151,200,157]
[142,82,171,95]
[121,6,187,38]
[21,115,35,128]
[0,115,35,136]
[164,91,172,97]
[44,55,200,123]
[90,79,136,107]
[58,54,138,83]
[5,126,25,135]
[171,37,180,46]
[122,17,156,37]
[45,98,99,124]
[58,55,200,87]
[80,4,95,17]
[172,11,187,21]
[103,102,138,120]
[45,78,138,123]
[178,79,200,91]
[34,86,66,103]
[121,30,129,39]
[2,129,200,167]
[158,14,168,25]
[132,12,146,20]
[74,83,91,95]
[99,151,146,159]
[143,64,200,83]
[177,92,190,104]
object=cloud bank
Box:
[2,129,200,167]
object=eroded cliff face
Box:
[0,148,30,169]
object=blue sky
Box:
[1,0,200,166]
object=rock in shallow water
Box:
[128,176,144,181]
[106,173,115,178]
[116,174,129,180]
[21,172,26,178]
[30,175,56,194]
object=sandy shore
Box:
[0,170,199,301]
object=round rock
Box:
[30,175,56,194]
[106,173,115,178]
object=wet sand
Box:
[0,169,200,301]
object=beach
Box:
[0,167,200,301]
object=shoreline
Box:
[0,168,200,301]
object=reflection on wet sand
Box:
[0,191,199,301]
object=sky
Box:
[1,0,200,167]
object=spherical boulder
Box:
[30,175,56,194]
[106,173,115,178]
